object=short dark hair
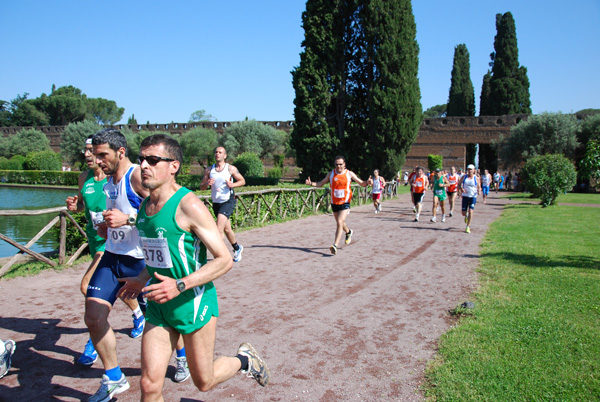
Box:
[92,128,128,155]
[140,134,183,176]
[334,155,346,163]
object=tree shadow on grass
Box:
[480,252,600,270]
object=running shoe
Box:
[465,226,471,234]
[464,215,468,224]
[415,214,419,222]
[345,229,353,245]
[430,216,437,222]
[130,314,145,339]
[77,338,98,366]
[412,206,417,213]
[88,373,130,402]
[237,343,270,387]
[378,204,382,212]
[330,244,337,255]
[233,245,244,262]
[441,215,446,223]
[449,211,453,217]
[0,340,16,379]
[374,209,378,214]
[174,356,190,383]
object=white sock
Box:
[132,307,143,319]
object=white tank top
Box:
[210,163,233,203]
[372,177,383,194]
[103,165,144,258]
[462,176,479,198]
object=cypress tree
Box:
[479,70,492,116]
[484,12,532,115]
[291,0,422,179]
[447,44,475,117]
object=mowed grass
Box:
[424,198,600,401]
[503,191,600,205]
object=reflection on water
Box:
[0,186,77,259]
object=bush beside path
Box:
[0,191,510,401]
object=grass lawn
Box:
[502,191,600,205]
[424,196,600,401]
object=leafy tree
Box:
[0,155,25,170]
[127,114,138,125]
[292,0,422,179]
[61,120,102,165]
[479,70,493,116]
[498,113,579,168]
[233,152,264,177]
[122,129,168,162]
[423,104,447,118]
[0,101,11,126]
[579,139,600,189]
[521,154,576,207]
[7,128,52,157]
[24,150,62,171]
[220,120,286,159]
[44,85,88,125]
[7,93,49,126]
[427,155,443,172]
[189,110,216,122]
[86,98,124,125]
[447,44,475,117]
[482,12,531,116]
[180,127,218,166]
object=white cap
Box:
[467,164,475,170]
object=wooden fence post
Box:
[59,212,66,265]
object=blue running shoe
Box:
[77,338,98,366]
[130,314,145,339]
[233,244,244,262]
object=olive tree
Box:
[521,154,576,207]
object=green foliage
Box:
[86,98,124,125]
[220,120,286,159]
[122,129,170,162]
[0,155,26,170]
[579,139,600,188]
[577,113,600,148]
[127,114,138,125]
[479,70,493,116]
[233,152,264,177]
[423,104,447,118]
[267,166,282,179]
[180,128,218,165]
[483,12,531,115]
[273,154,285,168]
[521,154,577,207]
[61,120,102,164]
[0,170,79,185]
[498,113,579,168]
[447,44,475,117]
[50,211,88,254]
[189,109,216,122]
[7,128,51,157]
[24,151,62,171]
[291,0,422,180]
[427,155,443,171]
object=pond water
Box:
[0,186,77,259]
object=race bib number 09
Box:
[140,237,173,269]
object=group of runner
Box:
[64,130,268,402]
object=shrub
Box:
[233,152,264,177]
[0,155,25,170]
[428,154,443,171]
[521,154,577,207]
[61,120,102,165]
[24,151,62,171]
[267,166,282,178]
[51,211,88,254]
[273,154,285,168]
[0,170,79,185]
[7,128,52,157]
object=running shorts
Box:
[331,203,351,213]
[372,193,382,201]
[413,192,425,204]
[87,251,146,305]
[461,196,477,211]
[212,197,236,219]
[482,186,489,196]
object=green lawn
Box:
[424,196,600,401]
[502,191,600,205]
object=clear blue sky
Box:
[1,1,599,124]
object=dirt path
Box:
[0,191,510,402]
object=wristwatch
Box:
[176,279,186,293]
[127,213,137,226]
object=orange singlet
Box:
[330,170,352,205]
[447,174,459,192]
[413,176,428,194]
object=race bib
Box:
[435,189,443,195]
[108,225,132,244]
[415,181,423,187]
[449,179,456,185]
[333,189,345,198]
[140,237,173,269]
[89,211,104,230]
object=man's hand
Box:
[66,195,79,211]
[305,177,312,186]
[225,178,235,188]
[142,272,180,304]
[117,275,148,300]
[103,209,129,228]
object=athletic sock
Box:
[237,354,249,371]
[132,306,143,319]
[105,366,123,381]
[176,347,186,358]
[232,243,240,251]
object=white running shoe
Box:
[233,245,244,262]
[441,215,446,223]
[430,216,437,222]
[88,374,130,402]
[174,356,190,383]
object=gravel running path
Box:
[0,191,510,402]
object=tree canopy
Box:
[447,44,475,117]
[423,104,447,118]
[219,120,287,159]
[291,0,422,179]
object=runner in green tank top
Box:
[118,134,270,399]
[430,168,450,223]
[81,169,108,255]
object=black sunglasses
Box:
[138,155,175,166]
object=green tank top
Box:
[433,176,446,197]
[81,170,108,235]
[136,187,209,286]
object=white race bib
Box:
[140,237,173,269]
[108,225,133,244]
[89,211,104,230]
[435,189,443,195]
[333,189,345,198]
[415,181,423,187]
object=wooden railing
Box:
[0,207,87,277]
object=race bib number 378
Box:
[140,237,173,269]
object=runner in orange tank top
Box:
[305,155,372,255]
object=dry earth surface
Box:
[0,191,511,402]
